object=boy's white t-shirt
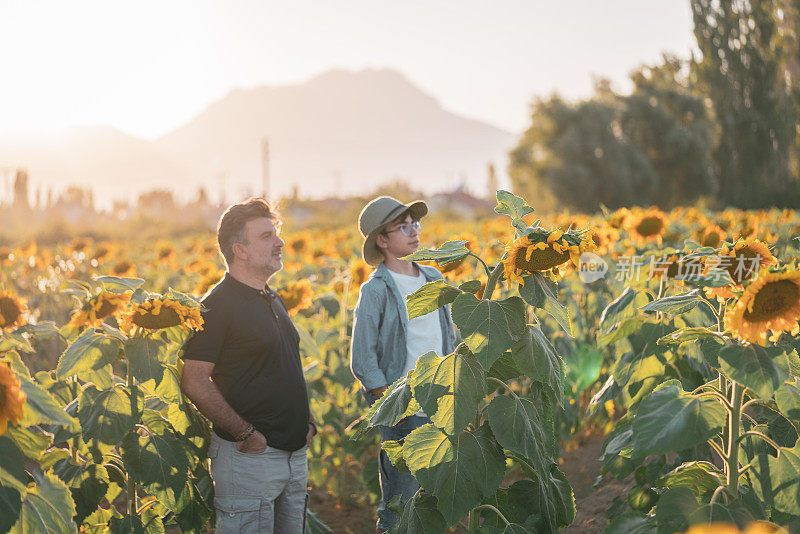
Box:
[388,268,444,378]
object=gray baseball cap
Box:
[358,196,428,266]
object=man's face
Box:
[237,217,284,278]
[377,214,421,259]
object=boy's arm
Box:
[350,285,389,393]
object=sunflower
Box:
[156,244,176,263]
[649,253,699,281]
[0,362,26,435]
[286,234,310,254]
[69,292,130,328]
[713,239,777,284]
[0,291,28,331]
[503,228,595,284]
[193,271,224,298]
[699,225,727,248]
[350,259,372,288]
[625,208,669,244]
[724,268,800,345]
[120,297,203,333]
[91,243,113,263]
[109,259,137,277]
[278,279,314,316]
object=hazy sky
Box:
[0,1,694,139]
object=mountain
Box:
[156,68,515,199]
[0,126,192,204]
[1,69,516,205]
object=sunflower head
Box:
[626,208,669,244]
[0,361,26,435]
[716,239,777,284]
[193,271,223,298]
[350,259,372,288]
[724,267,800,345]
[287,234,310,254]
[110,259,137,277]
[0,291,28,332]
[0,247,13,265]
[278,280,314,316]
[120,297,203,333]
[503,228,595,284]
[69,292,130,328]
[157,244,176,262]
[700,225,727,248]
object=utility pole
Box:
[261,139,270,200]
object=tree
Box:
[509,93,658,212]
[691,0,800,207]
[619,56,717,207]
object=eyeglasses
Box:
[384,220,422,237]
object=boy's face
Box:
[376,213,421,260]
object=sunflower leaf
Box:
[93,275,145,294]
[406,280,462,320]
[640,289,702,315]
[401,241,470,266]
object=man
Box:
[350,196,457,533]
[181,198,316,534]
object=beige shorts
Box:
[208,432,308,534]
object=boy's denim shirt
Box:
[350,262,457,393]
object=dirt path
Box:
[311,432,631,533]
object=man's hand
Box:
[369,385,389,399]
[306,423,316,447]
[236,429,267,454]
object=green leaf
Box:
[403,423,505,526]
[604,513,656,534]
[0,435,28,493]
[487,394,567,527]
[122,424,190,511]
[0,436,25,533]
[719,344,792,399]
[753,443,800,515]
[402,240,470,265]
[367,376,419,429]
[599,287,638,333]
[452,293,526,369]
[630,383,726,457]
[519,272,573,337]
[93,275,145,293]
[458,280,482,294]
[639,289,702,315]
[124,335,167,385]
[410,349,486,435]
[564,343,603,396]
[776,380,800,432]
[7,425,52,460]
[657,327,727,346]
[510,326,563,405]
[52,458,110,524]
[78,384,143,446]
[597,316,647,348]
[15,368,79,430]
[652,487,699,534]
[10,470,77,534]
[56,329,121,381]
[406,280,461,320]
[390,490,447,534]
[658,461,724,501]
[305,508,334,534]
[494,190,534,234]
[487,350,522,385]
[0,332,33,352]
[611,322,670,388]
[382,440,409,472]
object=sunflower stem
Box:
[126,330,137,516]
[726,381,744,493]
[469,252,492,278]
[472,504,511,526]
[482,262,503,301]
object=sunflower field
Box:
[2,191,800,533]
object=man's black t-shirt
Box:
[181,273,310,451]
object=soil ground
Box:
[311,431,633,533]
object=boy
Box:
[350,196,456,533]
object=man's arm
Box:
[181,359,266,453]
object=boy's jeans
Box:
[376,414,430,531]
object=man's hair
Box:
[217,197,280,266]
